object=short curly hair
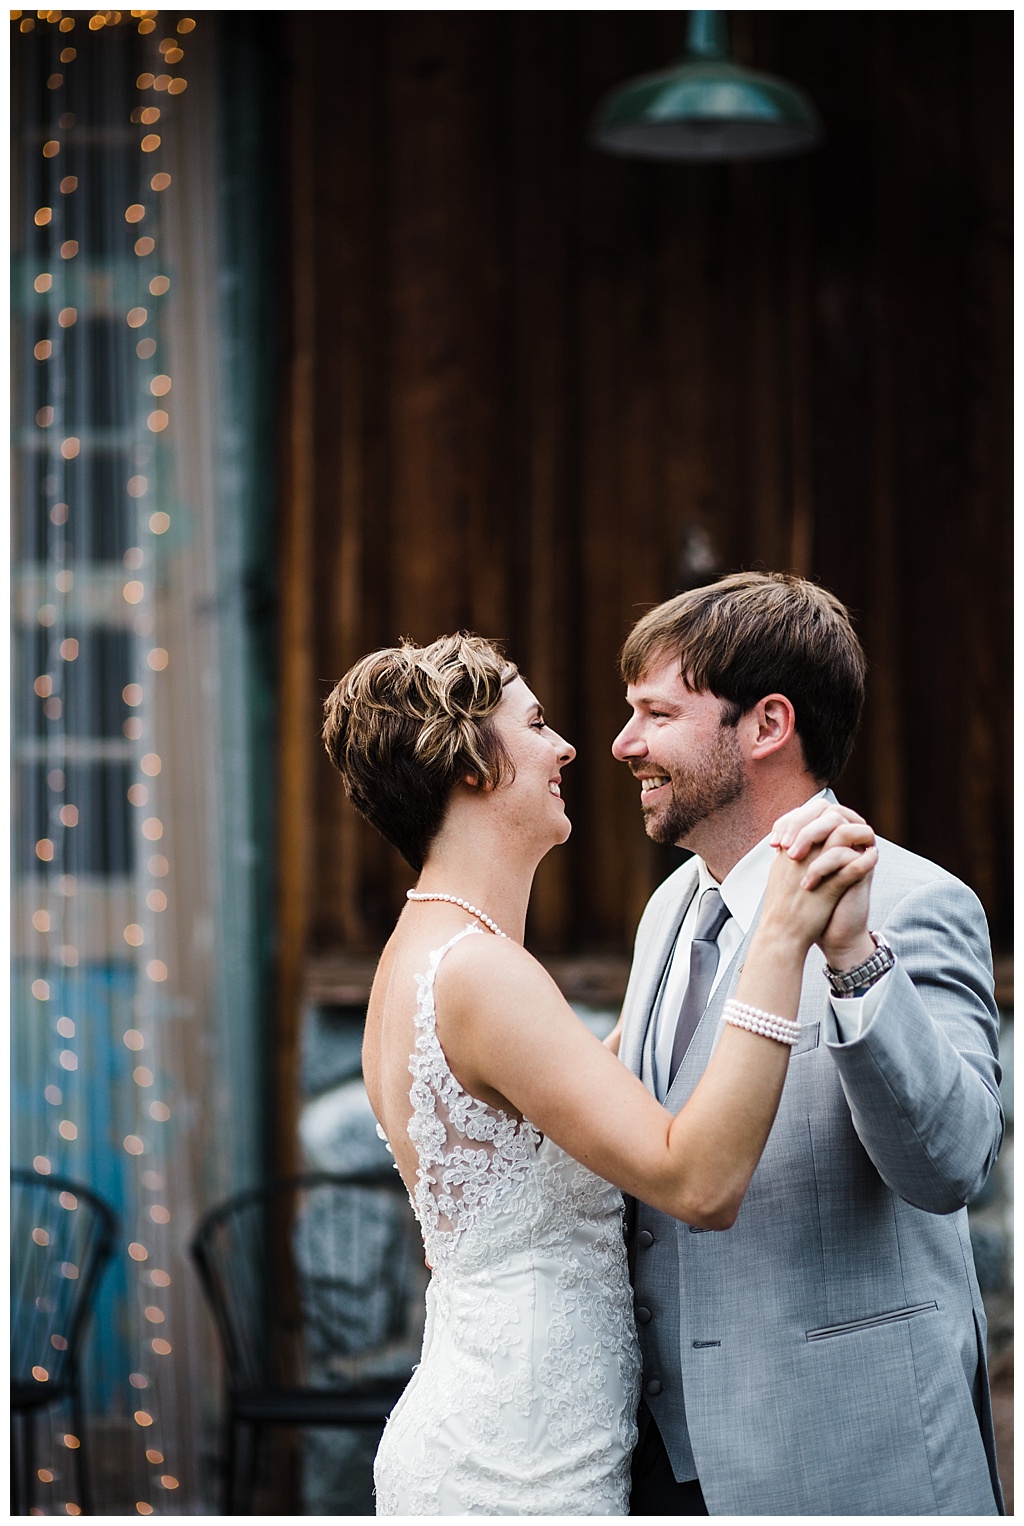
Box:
[322,633,519,871]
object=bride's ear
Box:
[462,772,496,792]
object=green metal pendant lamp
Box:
[591,10,821,162]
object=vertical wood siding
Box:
[279,12,1010,994]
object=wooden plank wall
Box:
[277,12,1011,1061]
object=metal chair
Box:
[10,1169,118,1516]
[189,1170,427,1514]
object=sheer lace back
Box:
[400,925,540,1266]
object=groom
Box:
[612,571,1004,1515]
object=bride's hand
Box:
[758,822,877,958]
[768,800,880,966]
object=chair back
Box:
[11,1169,118,1403]
[189,1171,427,1395]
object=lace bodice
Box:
[373,926,641,1515]
[400,925,542,1267]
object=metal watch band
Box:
[824,932,895,996]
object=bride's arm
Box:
[436,824,876,1228]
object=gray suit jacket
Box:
[622,835,1005,1515]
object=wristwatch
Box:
[824,932,895,997]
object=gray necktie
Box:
[669,887,731,1085]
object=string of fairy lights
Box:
[16,10,195,1513]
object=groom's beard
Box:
[636,723,744,846]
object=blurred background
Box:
[11,7,1012,1515]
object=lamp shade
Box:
[591,10,821,162]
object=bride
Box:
[322,633,877,1516]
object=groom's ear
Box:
[748,694,796,760]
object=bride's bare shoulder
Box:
[431,930,567,1037]
[437,925,553,979]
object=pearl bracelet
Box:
[722,998,801,1047]
[725,1012,801,1046]
[725,997,799,1030]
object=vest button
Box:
[646,1378,662,1396]
[638,1230,655,1248]
[636,1306,652,1324]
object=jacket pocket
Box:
[806,1301,938,1341]
[791,1021,820,1058]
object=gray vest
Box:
[630,911,754,1482]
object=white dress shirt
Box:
[651,790,887,1100]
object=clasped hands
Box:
[763,800,878,973]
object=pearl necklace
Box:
[406,890,510,940]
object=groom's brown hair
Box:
[620,571,866,784]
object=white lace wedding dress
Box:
[373,925,640,1516]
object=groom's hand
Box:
[817,869,875,972]
[769,800,877,971]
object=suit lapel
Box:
[621,867,700,1078]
